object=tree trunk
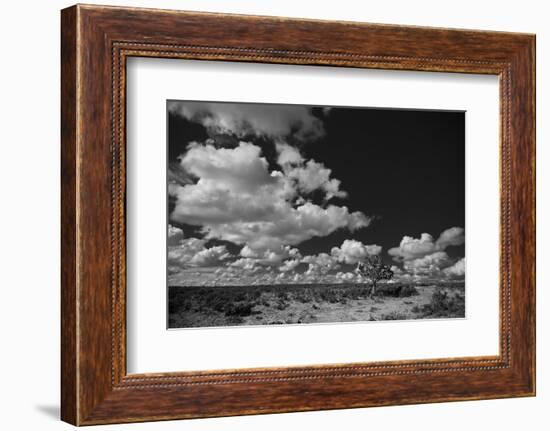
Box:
[370,280,377,297]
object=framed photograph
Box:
[61,4,535,425]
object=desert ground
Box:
[168,282,465,329]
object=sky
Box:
[166,100,465,286]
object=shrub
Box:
[277,291,289,301]
[211,298,228,313]
[421,290,465,318]
[319,288,345,303]
[398,285,419,297]
[232,292,247,302]
[381,311,409,321]
[248,290,262,300]
[225,302,255,317]
[293,288,314,303]
[275,300,289,310]
[226,315,245,324]
[342,287,362,300]
[269,320,285,325]
[376,284,419,298]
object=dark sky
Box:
[167,102,465,265]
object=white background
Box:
[0,0,547,430]
[127,59,499,373]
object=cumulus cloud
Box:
[335,271,360,283]
[390,265,403,275]
[188,245,231,267]
[403,251,451,276]
[237,244,301,269]
[180,141,275,193]
[302,253,340,275]
[435,227,465,250]
[168,237,231,271]
[168,224,184,246]
[239,245,262,259]
[389,252,465,281]
[388,227,465,261]
[169,101,325,142]
[443,257,466,278]
[275,143,347,201]
[241,244,299,260]
[229,257,260,271]
[331,239,382,264]
[202,203,368,252]
[275,142,303,166]
[387,228,465,280]
[168,238,204,266]
[288,160,348,200]
[170,141,370,252]
[279,259,301,273]
[388,233,437,261]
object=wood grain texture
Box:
[61,4,535,425]
[60,5,78,425]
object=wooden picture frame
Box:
[61,4,535,425]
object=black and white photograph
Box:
[167,100,466,328]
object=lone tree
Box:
[356,255,394,297]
